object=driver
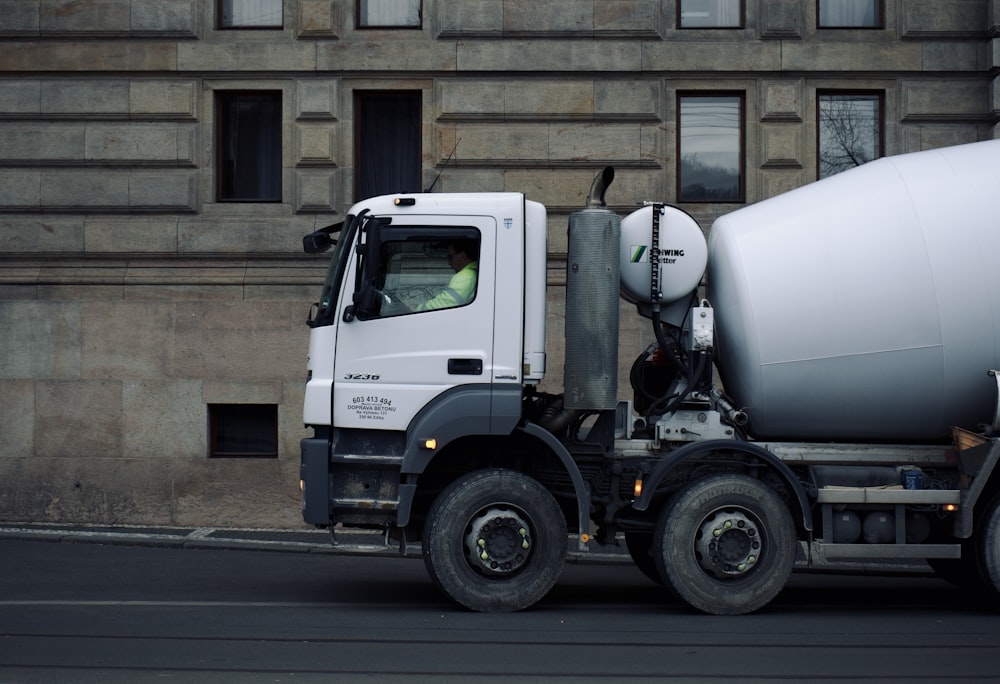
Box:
[417,239,479,311]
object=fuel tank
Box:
[707,139,1000,440]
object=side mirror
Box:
[303,232,333,254]
[302,220,344,254]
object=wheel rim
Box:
[693,506,764,579]
[464,505,533,576]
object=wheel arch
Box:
[395,383,518,529]
[397,420,590,552]
[632,439,813,534]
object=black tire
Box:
[654,473,796,615]
[624,531,664,585]
[928,543,986,591]
[422,468,568,612]
[979,494,1000,598]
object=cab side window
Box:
[373,235,480,317]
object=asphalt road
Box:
[1,538,998,683]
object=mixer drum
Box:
[707,140,1000,440]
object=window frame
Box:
[816,0,884,29]
[676,92,746,204]
[816,90,885,180]
[353,225,482,320]
[208,404,279,459]
[217,0,284,30]
[356,0,422,29]
[215,90,283,203]
[677,0,745,29]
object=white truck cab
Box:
[304,193,548,432]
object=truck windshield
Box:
[309,214,359,328]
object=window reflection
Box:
[680,0,743,28]
[220,0,283,28]
[359,0,421,28]
[678,95,743,202]
[818,0,881,28]
[818,93,882,178]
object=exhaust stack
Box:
[563,167,621,411]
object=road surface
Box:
[1,538,997,682]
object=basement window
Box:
[208,404,278,458]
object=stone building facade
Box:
[1,0,997,527]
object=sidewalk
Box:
[0,522,630,563]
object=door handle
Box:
[448,358,483,375]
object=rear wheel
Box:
[655,473,795,615]
[928,543,985,591]
[979,494,1000,599]
[422,468,567,612]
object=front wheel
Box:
[422,469,568,612]
[654,473,796,615]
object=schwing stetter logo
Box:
[630,245,685,264]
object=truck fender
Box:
[631,439,813,533]
[396,383,522,528]
[395,417,590,553]
[400,383,522,474]
[520,422,592,552]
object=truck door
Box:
[331,215,497,431]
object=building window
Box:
[679,0,743,28]
[355,91,421,201]
[817,0,882,28]
[216,92,282,202]
[677,94,744,203]
[219,0,283,28]
[208,404,279,458]
[358,0,421,28]
[817,92,883,179]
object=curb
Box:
[0,523,633,564]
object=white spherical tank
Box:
[620,204,707,304]
[707,139,1000,440]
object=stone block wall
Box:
[0,0,996,527]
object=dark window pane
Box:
[356,92,421,201]
[217,92,282,201]
[209,404,278,458]
[679,95,743,202]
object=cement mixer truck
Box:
[299,139,1000,615]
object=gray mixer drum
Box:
[707,139,1000,440]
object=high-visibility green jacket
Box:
[418,262,478,311]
